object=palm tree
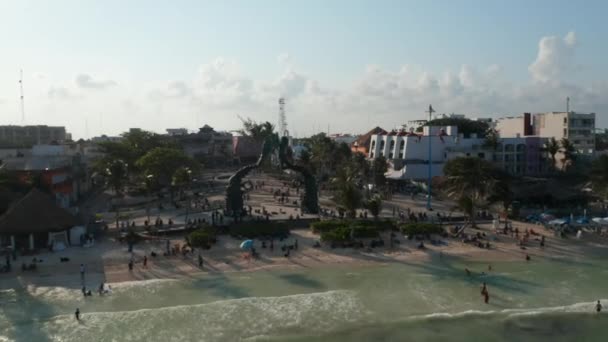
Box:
[560,138,576,171]
[172,167,193,223]
[105,159,128,228]
[543,137,560,172]
[591,155,608,200]
[365,195,383,220]
[332,166,362,219]
[443,157,502,227]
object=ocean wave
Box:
[30,290,367,342]
[404,299,608,323]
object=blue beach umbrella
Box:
[240,240,253,250]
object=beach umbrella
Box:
[240,240,253,250]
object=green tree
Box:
[591,155,608,200]
[135,147,198,188]
[372,156,388,187]
[543,137,560,172]
[239,117,275,143]
[332,166,362,218]
[365,195,383,219]
[172,167,193,222]
[483,128,500,151]
[104,159,128,228]
[443,157,503,227]
[560,138,576,171]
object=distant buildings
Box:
[0,125,70,147]
[368,125,547,180]
[351,127,387,155]
[328,134,358,146]
[496,111,596,155]
[170,125,233,166]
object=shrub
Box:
[187,229,217,249]
[311,220,346,233]
[320,227,351,242]
[400,223,443,238]
[311,219,396,234]
[229,221,289,239]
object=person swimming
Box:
[597,300,602,313]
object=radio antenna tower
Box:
[278,97,288,137]
[19,69,25,124]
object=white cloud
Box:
[277,52,291,66]
[48,86,81,100]
[76,73,117,89]
[528,31,578,83]
[17,31,606,140]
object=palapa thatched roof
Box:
[0,188,79,234]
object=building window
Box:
[371,141,375,149]
[370,152,374,158]
[380,141,385,150]
[388,152,393,159]
[399,140,405,150]
[389,141,395,149]
[564,117,568,125]
[563,128,567,136]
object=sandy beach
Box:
[3,219,607,290]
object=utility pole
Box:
[425,104,435,210]
[19,69,25,124]
[566,97,570,113]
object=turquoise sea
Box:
[1,256,607,341]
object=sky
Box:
[0,0,607,139]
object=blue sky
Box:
[0,0,606,138]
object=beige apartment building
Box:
[0,125,69,147]
[496,112,596,155]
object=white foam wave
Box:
[406,299,608,322]
[35,290,367,342]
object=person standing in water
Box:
[596,300,602,313]
[143,255,148,268]
[198,253,203,268]
[75,308,80,321]
[484,291,489,304]
[481,282,488,296]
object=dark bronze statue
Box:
[225,136,275,220]
[278,136,319,214]
[225,133,319,220]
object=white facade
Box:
[369,126,547,180]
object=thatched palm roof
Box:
[0,188,79,234]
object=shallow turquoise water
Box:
[0,256,607,341]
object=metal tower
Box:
[19,69,25,124]
[278,97,288,137]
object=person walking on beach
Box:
[596,300,602,313]
[481,282,488,296]
[198,253,203,268]
[128,260,133,271]
[80,264,86,281]
[143,255,148,268]
[75,308,80,321]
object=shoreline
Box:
[3,220,607,290]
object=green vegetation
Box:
[400,223,443,238]
[417,117,489,138]
[313,219,396,242]
[591,155,608,199]
[365,195,383,219]
[229,221,290,239]
[332,166,363,218]
[443,157,510,227]
[187,228,218,249]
